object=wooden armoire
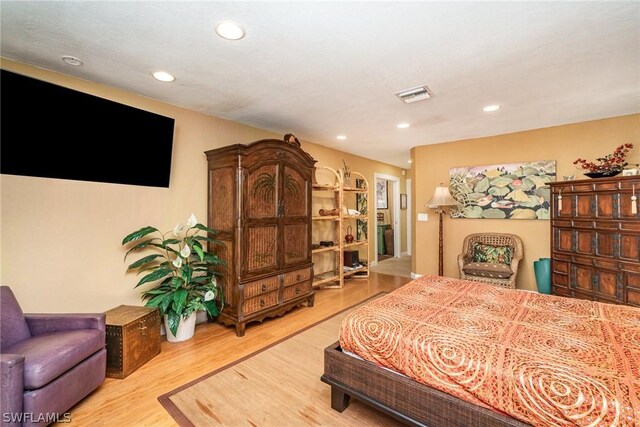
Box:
[549,175,640,307]
[205,139,316,336]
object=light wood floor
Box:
[64,273,410,426]
[370,254,412,278]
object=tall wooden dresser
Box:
[549,175,640,307]
[205,139,317,336]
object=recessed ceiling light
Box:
[482,104,501,112]
[152,71,175,82]
[337,135,347,140]
[397,123,410,129]
[61,56,83,66]
[215,21,245,40]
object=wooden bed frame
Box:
[321,342,531,427]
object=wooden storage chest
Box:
[549,175,640,306]
[105,305,161,378]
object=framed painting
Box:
[376,179,387,209]
[449,160,556,220]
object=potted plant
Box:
[573,143,634,178]
[122,214,224,342]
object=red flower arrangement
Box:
[573,143,634,174]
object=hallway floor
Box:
[369,254,412,279]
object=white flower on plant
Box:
[204,290,216,301]
[173,223,184,236]
[172,257,183,268]
[186,213,197,228]
[180,244,191,258]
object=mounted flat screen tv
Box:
[1,69,175,188]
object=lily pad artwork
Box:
[449,160,556,220]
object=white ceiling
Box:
[1,1,639,168]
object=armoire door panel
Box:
[619,234,639,261]
[570,264,593,291]
[283,223,309,266]
[594,232,615,258]
[595,194,615,218]
[557,194,573,217]
[282,166,308,217]
[555,229,573,252]
[620,195,640,220]
[575,194,595,218]
[244,225,279,274]
[595,270,620,300]
[575,230,593,255]
[246,164,279,219]
[209,167,236,233]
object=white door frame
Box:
[373,173,401,263]
[406,178,412,256]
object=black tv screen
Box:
[1,70,175,187]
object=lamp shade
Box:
[426,184,459,208]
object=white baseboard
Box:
[411,272,423,280]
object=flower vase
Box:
[533,258,551,294]
[164,312,197,342]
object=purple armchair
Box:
[1,286,106,426]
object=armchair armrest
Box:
[25,313,106,336]
[1,353,25,423]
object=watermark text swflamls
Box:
[2,412,71,424]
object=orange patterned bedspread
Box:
[339,276,640,426]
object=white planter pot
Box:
[164,312,197,343]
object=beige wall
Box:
[412,114,640,290]
[0,59,404,312]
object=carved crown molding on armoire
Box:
[205,139,317,336]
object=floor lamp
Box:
[426,183,460,276]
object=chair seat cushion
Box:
[463,262,514,279]
[4,329,104,389]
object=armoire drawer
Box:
[283,267,311,286]
[283,281,311,302]
[243,276,279,299]
[242,290,279,316]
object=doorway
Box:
[373,173,401,265]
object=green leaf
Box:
[162,238,181,245]
[194,244,204,261]
[193,223,217,234]
[203,300,220,318]
[170,276,185,286]
[135,268,172,288]
[122,226,159,245]
[127,254,164,270]
[124,238,160,260]
[172,288,188,314]
[166,310,181,336]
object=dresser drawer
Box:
[243,276,279,299]
[283,281,311,302]
[283,267,311,286]
[242,290,279,316]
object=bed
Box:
[321,275,640,426]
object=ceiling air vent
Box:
[395,85,433,104]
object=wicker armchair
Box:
[457,233,524,289]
